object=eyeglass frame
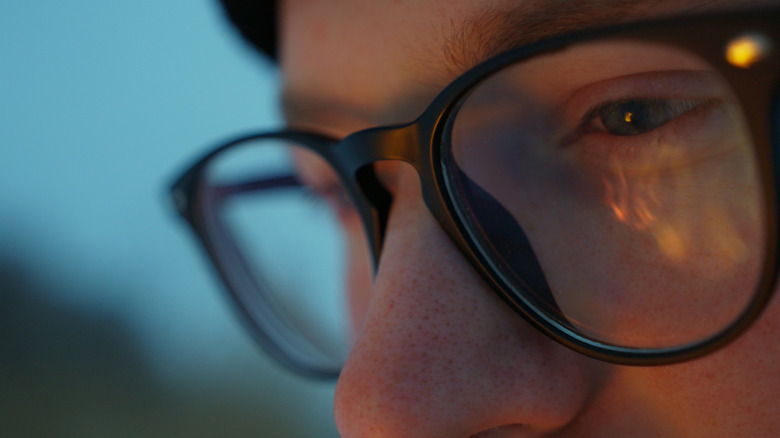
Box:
[171,6,780,378]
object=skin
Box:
[277,0,780,436]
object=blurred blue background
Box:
[1,2,338,436]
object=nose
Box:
[334,167,594,437]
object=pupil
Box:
[600,100,661,136]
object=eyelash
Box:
[559,94,721,157]
[579,98,705,137]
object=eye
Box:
[586,98,701,136]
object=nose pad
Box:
[352,164,393,266]
[456,169,562,318]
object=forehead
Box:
[278,0,767,133]
[279,0,499,130]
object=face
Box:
[278,0,780,436]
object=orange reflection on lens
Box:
[725,33,771,68]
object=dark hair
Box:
[217,0,277,59]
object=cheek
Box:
[541,200,761,347]
[629,293,780,435]
[532,163,762,347]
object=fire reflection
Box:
[600,142,757,263]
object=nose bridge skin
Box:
[333,167,594,437]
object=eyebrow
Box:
[440,0,765,74]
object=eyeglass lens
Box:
[199,139,371,372]
[444,39,766,349]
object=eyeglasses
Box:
[170,7,780,379]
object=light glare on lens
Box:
[725,33,771,68]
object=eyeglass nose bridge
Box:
[335,120,428,175]
[330,120,440,266]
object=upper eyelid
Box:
[562,69,721,110]
[558,69,724,130]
